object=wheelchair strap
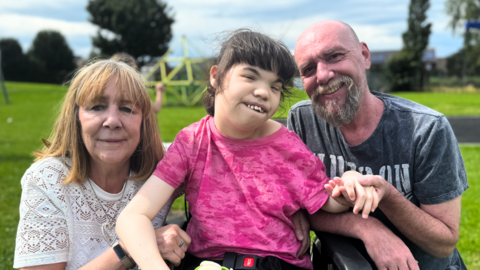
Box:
[222,252,237,269]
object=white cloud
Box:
[167,0,310,11]
[165,6,405,56]
[0,13,97,37]
[0,0,84,10]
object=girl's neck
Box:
[213,116,281,140]
[88,158,130,193]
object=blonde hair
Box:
[35,59,164,184]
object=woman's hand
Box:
[154,224,191,266]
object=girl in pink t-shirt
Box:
[117,29,380,270]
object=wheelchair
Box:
[165,210,374,270]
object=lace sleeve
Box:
[14,161,70,268]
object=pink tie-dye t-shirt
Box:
[153,116,329,269]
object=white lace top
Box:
[14,157,181,269]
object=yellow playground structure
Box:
[144,36,212,106]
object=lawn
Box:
[273,89,480,118]
[0,82,479,269]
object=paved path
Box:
[273,117,480,144]
[446,117,480,144]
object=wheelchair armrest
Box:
[165,210,189,230]
[314,231,373,270]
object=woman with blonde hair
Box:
[14,60,190,270]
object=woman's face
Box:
[78,78,143,168]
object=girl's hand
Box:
[155,83,166,93]
[324,171,381,219]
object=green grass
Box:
[273,89,480,118]
[393,92,480,116]
[458,145,480,269]
[0,82,479,269]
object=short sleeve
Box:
[14,166,69,268]
[413,116,468,204]
[299,146,330,214]
[153,131,190,188]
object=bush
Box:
[27,30,76,84]
[0,38,29,82]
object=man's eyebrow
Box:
[324,45,347,55]
[298,46,348,73]
[298,61,312,72]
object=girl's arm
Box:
[321,196,349,213]
[151,83,165,114]
[116,175,176,270]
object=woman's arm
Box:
[19,246,124,270]
[21,263,67,270]
[77,248,126,270]
[116,175,176,270]
[21,224,190,270]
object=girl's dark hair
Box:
[203,29,297,116]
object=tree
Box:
[446,0,480,77]
[386,0,431,91]
[446,0,480,32]
[0,38,29,82]
[87,0,174,67]
[27,30,76,84]
[446,46,480,77]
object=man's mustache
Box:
[311,76,354,101]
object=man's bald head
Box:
[295,20,360,56]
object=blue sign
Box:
[466,21,480,29]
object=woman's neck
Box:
[88,159,130,193]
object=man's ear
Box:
[210,65,218,88]
[360,42,371,71]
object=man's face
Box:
[294,22,371,127]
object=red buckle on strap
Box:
[243,257,254,267]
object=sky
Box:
[0,0,466,60]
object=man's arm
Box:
[309,210,419,270]
[361,176,461,258]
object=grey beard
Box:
[311,76,361,128]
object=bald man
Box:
[288,21,468,270]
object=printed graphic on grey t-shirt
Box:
[315,153,413,200]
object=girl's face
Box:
[211,63,283,137]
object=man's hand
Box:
[362,223,419,270]
[325,171,388,219]
[357,174,393,203]
[292,210,311,257]
[154,224,191,266]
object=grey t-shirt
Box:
[287,92,468,270]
